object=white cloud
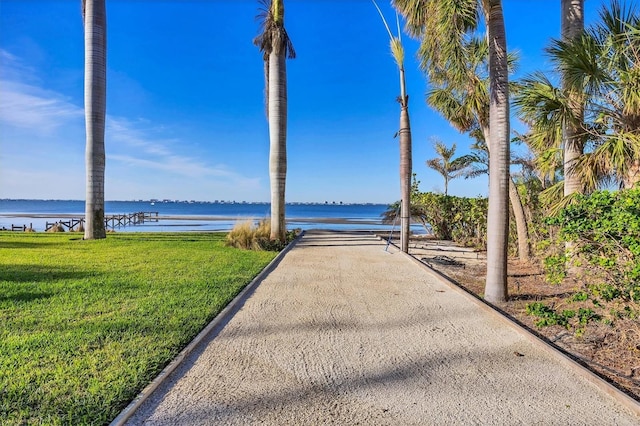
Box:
[0,81,83,133]
[0,48,264,201]
[0,49,83,134]
[105,116,260,185]
[0,49,36,82]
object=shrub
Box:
[546,188,640,302]
[530,189,640,330]
[543,254,567,285]
[410,192,488,248]
[46,223,65,233]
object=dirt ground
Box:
[405,236,640,402]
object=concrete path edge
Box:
[385,238,640,419]
[109,231,307,426]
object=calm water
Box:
[0,199,408,233]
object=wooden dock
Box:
[42,212,159,232]
[2,223,34,232]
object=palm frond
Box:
[394,0,479,78]
[575,130,640,190]
[539,181,568,213]
[426,87,475,132]
[373,1,405,69]
[514,71,571,142]
[253,0,296,60]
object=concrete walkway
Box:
[120,230,640,425]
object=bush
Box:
[546,188,640,302]
[412,192,488,248]
[525,302,602,336]
[529,189,640,331]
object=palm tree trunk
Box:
[623,158,640,189]
[399,103,412,253]
[483,0,510,304]
[268,51,287,241]
[482,124,530,262]
[398,55,412,252]
[83,0,107,240]
[509,178,530,261]
[561,0,585,266]
[562,0,584,197]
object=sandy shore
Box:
[120,230,639,425]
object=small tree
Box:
[425,140,472,195]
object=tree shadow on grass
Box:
[0,264,99,283]
[0,291,52,303]
[0,241,67,249]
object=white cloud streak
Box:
[0,82,83,134]
[105,116,259,185]
[0,48,263,200]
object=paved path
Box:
[122,230,639,425]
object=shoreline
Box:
[0,213,408,233]
[0,213,385,226]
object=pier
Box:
[42,212,158,232]
[2,223,34,232]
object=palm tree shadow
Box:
[0,291,52,303]
[1,264,99,283]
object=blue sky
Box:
[0,0,603,204]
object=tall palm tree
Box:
[427,36,531,261]
[561,0,586,198]
[482,0,511,303]
[515,0,640,195]
[563,0,640,190]
[425,140,470,195]
[82,0,107,240]
[373,1,413,253]
[254,0,295,241]
[394,0,512,302]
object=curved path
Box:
[122,230,639,425]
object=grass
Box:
[226,219,271,250]
[0,232,278,425]
[226,219,301,251]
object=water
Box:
[0,199,412,233]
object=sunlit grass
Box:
[0,232,277,425]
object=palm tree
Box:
[515,0,640,195]
[425,140,470,195]
[427,36,531,261]
[373,1,413,253]
[394,0,512,303]
[568,1,640,190]
[479,0,511,303]
[561,0,586,198]
[254,0,295,242]
[82,0,107,240]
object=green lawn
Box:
[0,232,277,425]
